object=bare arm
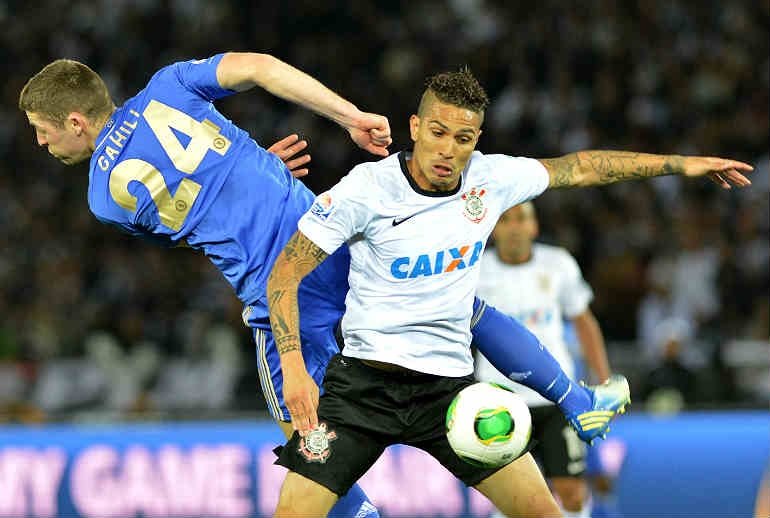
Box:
[268,230,329,356]
[217,52,391,156]
[266,230,329,433]
[541,151,752,190]
[571,309,611,383]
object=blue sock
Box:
[328,483,379,518]
[470,297,592,416]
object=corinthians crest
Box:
[298,422,337,463]
[461,187,487,223]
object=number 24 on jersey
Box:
[109,100,231,231]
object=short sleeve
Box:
[557,249,594,318]
[171,54,236,101]
[297,166,373,254]
[484,154,549,209]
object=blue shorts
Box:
[242,246,350,421]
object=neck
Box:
[86,109,115,153]
[405,156,459,192]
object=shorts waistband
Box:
[359,359,429,377]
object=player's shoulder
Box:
[126,61,182,102]
[150,55,215,75]
[351,152,402,175]
[142,55,219,89]
[342,152,404,192]
[466,150,495,173]
[143,58,185,85]
[468,150,540,169]
[467,151,545,181]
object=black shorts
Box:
[530,404,587,478]
[275,354,504,496]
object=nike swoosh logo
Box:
[392,214,417,226]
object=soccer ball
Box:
[445,382,532,468]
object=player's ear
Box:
[67,112,88,136]
[409,114,420,142]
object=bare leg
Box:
[755,467,770,518]
[550,477,589,516]
[474,453,563,518]
[277,420,294,440]
[275,420,380,518]
[274,471,338,518]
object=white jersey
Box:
[298,150,549,376]
[475,243,593,406]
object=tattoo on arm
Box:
[282,231,330,264]
[544,151,685,188]
[275,335,301,354]
[266,231,329,356]
[542,154,581,188]
[662,155,685,176]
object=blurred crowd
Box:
[0,0,767,422]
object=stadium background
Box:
[1,1,767,517]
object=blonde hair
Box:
[19,59,114,126]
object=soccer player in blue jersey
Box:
[20,52,394,518]
[20,52,636,516]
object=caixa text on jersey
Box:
[390,241,484,279]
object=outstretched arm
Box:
[267,230,329,434]
[541,151,753,190]
[217,52,391,156]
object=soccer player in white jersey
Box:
[266,68,752,517]
[475,201,610,518]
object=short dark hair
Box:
[419,67,489,115]
[19,59,114,126]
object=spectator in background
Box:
[669,205,723,334]
[639,318,699,414]
[637,258,696,362]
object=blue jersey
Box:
[87,53,346,327]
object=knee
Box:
[529,496,563,518]
[551,477,587,512]
[559,493,583,513]
[494,490,563,518]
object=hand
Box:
[267,134,311,178]
[282,364,320,435]
[347,112,392,157]
[682,156,753,189]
